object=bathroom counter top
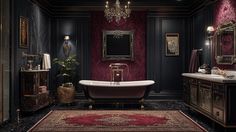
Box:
[182,73,236,83]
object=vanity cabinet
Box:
[20,70,50,112]
[182,74,236,128]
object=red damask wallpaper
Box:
[91,12,147,81]
[214,0,236,26]
[213,0,236,69]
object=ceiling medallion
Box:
[104,0,131,24]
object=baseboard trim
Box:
[75,91,183,100]
[147,90,182,100]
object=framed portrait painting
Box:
[165,33,179,56]
[19,16,29,48]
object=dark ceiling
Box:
[31,0,216,16]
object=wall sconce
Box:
[205,26,215,66]
[205,39,210,46]
[64,35,70,41]
[64,35,70,45]
[207,26,215,37]
[206,26,215,45]
[63,35,71,57]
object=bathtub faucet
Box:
[109,63,129,82]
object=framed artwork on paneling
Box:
[19,16,29,48]
[165,33,179,56]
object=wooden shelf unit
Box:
[20,70,50,112]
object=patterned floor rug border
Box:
[28,110,207,132]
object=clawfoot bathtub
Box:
[79,80,155,109]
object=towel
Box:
[42,53,51,70]
[188,49,200,73]
[38,86,47,93]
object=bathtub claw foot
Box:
[89,105,93,110]
[139,99,144,110]
[140,105,144,110]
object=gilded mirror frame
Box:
[102,30,134,61]
[215,21,236,65]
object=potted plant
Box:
[53,54,79,104]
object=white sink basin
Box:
[182,73,236,83]
[209,74,224,78]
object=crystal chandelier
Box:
[104,0,131,23]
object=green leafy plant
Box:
[53,54,79,85]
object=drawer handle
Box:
[216,111,219,116]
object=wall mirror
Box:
[102,30,134,61]
[215,21,236,65]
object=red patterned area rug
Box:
[28,110,206,132]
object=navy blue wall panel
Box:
[146,6,213,99]
[192,6,213,67]
[161,18,186,93]
[146,15,186,98]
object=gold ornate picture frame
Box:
[165,33,179,56]
[19,16,29,48]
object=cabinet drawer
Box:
[199,80,212,88]
[189,79,197,85]
[213,107,224,123]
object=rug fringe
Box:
[27,110,54,132]
[179,110,208,132]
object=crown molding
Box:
[30,0,214,16]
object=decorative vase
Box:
[57,83,75,104]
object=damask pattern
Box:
[214,0,236,26]
[91,12,146,81]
